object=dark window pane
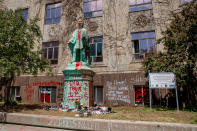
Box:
[47,4,55,9]
[84,12,92,18]
[51,8,56,19]
[132,33,143,39]
[134,40,139,53]
[53,17,60,23]
[130,3,152,12]
[84,2,90,12]
[144,32,155,38]
[97,0,102,10]
[44,48,47,58]
[51,87,56,103]
[52,42,59,47]
[54,47,58,59]
[46,9,51,18]
[22,9,28,21]
[140,39,147,53]
[95,56,103,62]
[45,19,52,24]
[97,43,102,56]
[48,48,53,59]
[148,39,155,52]
[51,60,58,64]
[90,1,96,11]
[90,44,96,56]
[94,37,102,42]
[16,87,20,96]
[56,7,61,17]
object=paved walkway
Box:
[0,112,197,131]
[0,123,76,131]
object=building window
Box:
[94,86,103,105]
[39,86,56,103]
[45,3,61,24]
[10,87,20,101]
[42,41,59,64]
[22,9,28,21]
[135,86,149,105]
[129,0,152,12]
[181,0,192,3]
[84,0,102,18]
[89,36,103,62]
[131,31,155,60]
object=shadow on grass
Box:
[0,103,43,113]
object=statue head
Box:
[78,19,84,28]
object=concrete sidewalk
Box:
[0,123,75,131]
[0,112,197,131]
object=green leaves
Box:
[0,9,50,79]
[142,1,197,91]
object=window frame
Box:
[134,86,149,106]
[84,0,103,18]
[129,0,152,12]
[9,86,20,101]
[131,31,155,60]
[89,36,103,63]
[39,86,56,103]
[45,2,62,24]
[42,41,59,64]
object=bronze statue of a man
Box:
[67,19,89,63]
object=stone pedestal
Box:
[62,62,95,109]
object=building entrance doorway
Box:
[94,86,103,105]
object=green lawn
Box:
[0,104,197,124]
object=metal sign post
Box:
[175,79,179,111]
[149,72,179,111]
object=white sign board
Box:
[149,72,176,88]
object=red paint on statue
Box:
[75,62,82,70]
[78,29,81,49]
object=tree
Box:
[0,9,51,102]
[142,1,197,108]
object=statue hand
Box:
[67,41,70,44]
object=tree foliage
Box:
[0,9,50,100]
[142,1,197,107]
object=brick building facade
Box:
[0,0,192,106]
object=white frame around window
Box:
[131,31,155,60]
[39,86,56,103]
[129,0,152,12]
[45,2,62,24]
[40,87,52,103]
[84,0,102,18]
[42,41,59,64]
[10,87,20,101]
[89,36,103,62]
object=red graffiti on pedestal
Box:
[67,81,83,104]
